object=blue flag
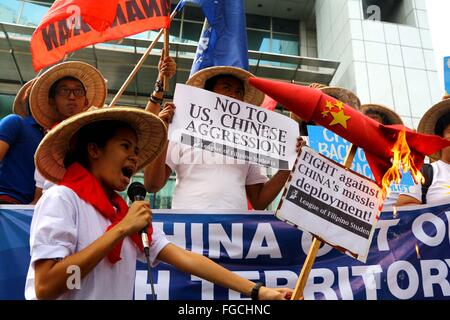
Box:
[445,56,450,95]
[177,0,249,75]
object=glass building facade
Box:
[0,1,300,54]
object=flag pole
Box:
[163,28,170,91]
[163,0,171,91]
[109,7,179,108]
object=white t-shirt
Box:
[383,172,417,208]
[34,169,55,192]
[166,142,269,210]
[399,161,450,205]
[25,185,170,300]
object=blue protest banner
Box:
[2,203,450,300]
[445,56,450,95]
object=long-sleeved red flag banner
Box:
[31,0,170,71]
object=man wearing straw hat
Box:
[361,104,403,126]
[396,97,450,206]
[29,61,108,197]
[145,66,301,210]
[29,61,107,131]
[0,79,44,204]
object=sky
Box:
[426,0,450,94]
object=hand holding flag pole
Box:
[109,5,179,108]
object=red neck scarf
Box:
[60,163,144,264]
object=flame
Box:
[381,130,425,198]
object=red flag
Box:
[31,0,170,71]
[260,94,278,111]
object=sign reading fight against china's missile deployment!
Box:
[169,84,299,169]
[277,147,383,262]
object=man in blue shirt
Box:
[0,80,44,204]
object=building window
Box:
[246,14,270,30]
[247,30,271,52]
[246,14,299,57]
[18,1,50,27]
[167,5,300,57]
[271,33,299,56]
[0,0,22,24]
[272,17,298,35]
[181,21,202,44]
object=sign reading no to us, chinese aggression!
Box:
[277,147,383,262]
[169,84,299,170]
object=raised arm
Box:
[145,53,176,115]
[144,53,176,193]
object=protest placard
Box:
[277,146,384,262]
[168,84,299,170]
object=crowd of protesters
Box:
[0,53,448,300]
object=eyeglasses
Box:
[56,87,86,97]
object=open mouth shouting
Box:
[121,165,136,185]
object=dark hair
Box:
[49,76,86,98]
[435,111,450,137]
[204,74,245,93]
[64,120,136,169]
[365,109,389,125]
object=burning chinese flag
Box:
[248,77,450,196]
[31,0,170,71]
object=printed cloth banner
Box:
[31,0,170,71]
[169,84,299,170]
[1,202,450,300]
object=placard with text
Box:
[168,84,299,170]
[277,146,383,262]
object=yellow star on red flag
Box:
[335,101,344,110]
[325,101,334,110]
[329,110,351,129]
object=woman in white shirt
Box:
[26,107,292,300]
[396,98,450,206]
